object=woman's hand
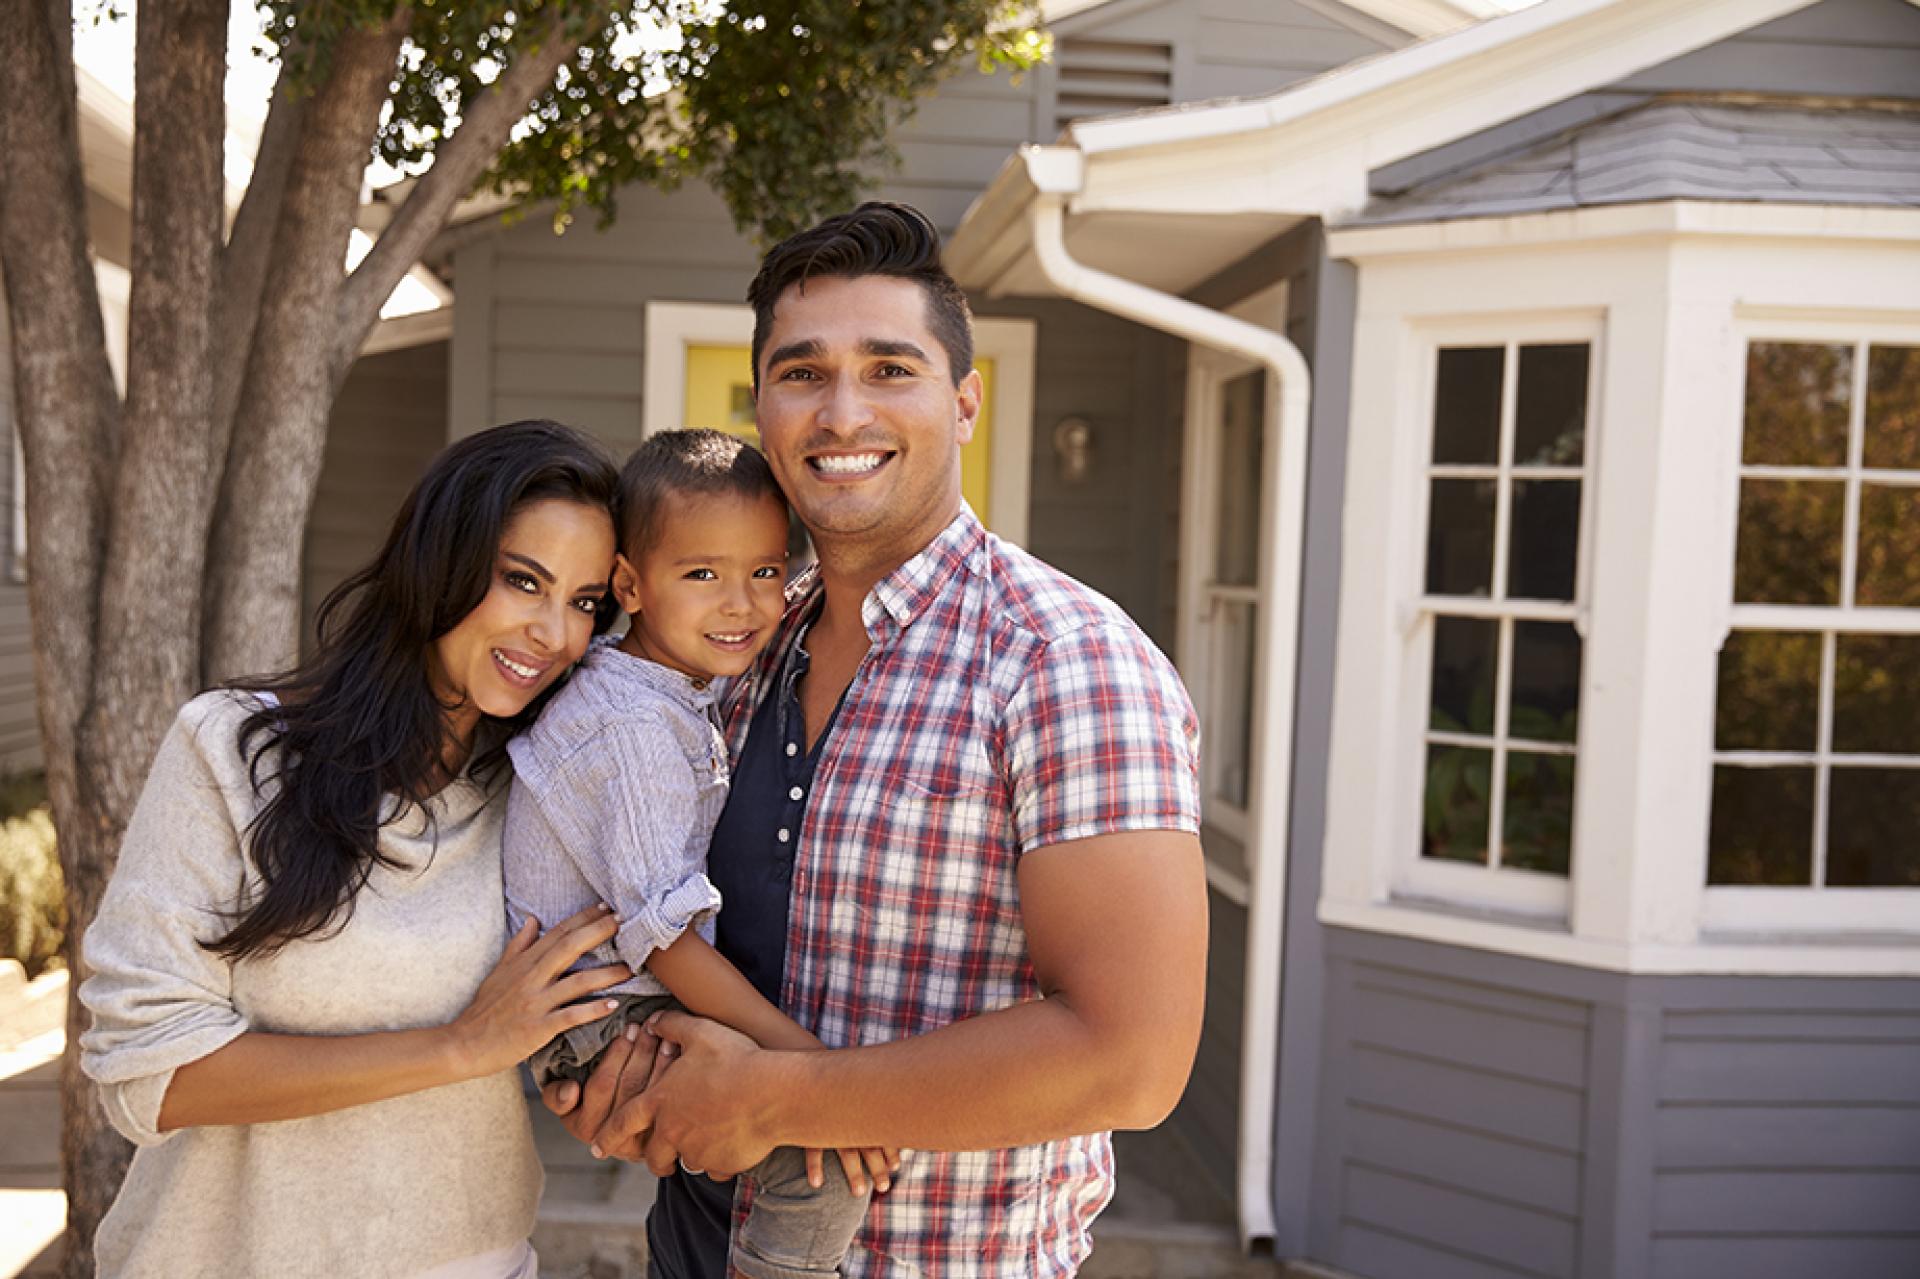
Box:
[444,904,631,1081]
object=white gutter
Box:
[1014,163,1311,1251]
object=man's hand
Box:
[597,1010,780,1178]
[540,1021,672,1161]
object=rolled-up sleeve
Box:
[519,721,721,973]
[78,704,253,1146]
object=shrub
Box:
[0,774,64,979]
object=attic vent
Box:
[1053,37,1173,132]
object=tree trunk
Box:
[200,15,409,682]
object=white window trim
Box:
[1176,283,1288,897]
[1389,316,1603,921]
[1701,317,1920,936]
[641,300,1035,546]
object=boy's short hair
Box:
[746,201,974,390]
[617,429,784,559]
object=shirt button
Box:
[785,742,798,757]
[777,828,791,843]
[788,785,804,801]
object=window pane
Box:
[1715,630,1820,752]
[1827,768,1920,887]
[1510,621,1581,744]
[1426,479,1495,596]
[1433,347,1503,465]
[1509,479,1580,601]
[1430,616,1496,735]
[1503,750,1573,876]
[1423,744,1491,865]
[1833,634,1920,756]
[1514,344,1588,468]
[1864,343,1920,472]
[1855,483,1920,609]
[1208,598,1258,811]
[1708,766,1814,884]
[1743,342,1851,467]
[1734,479,1843,606]
[1215,370,1264,588]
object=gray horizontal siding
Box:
[0,297,39,775]
[1649,1000,1920,1279]
[1611,0,1920,100]
[302,341,450,646]
[1313,946,1592,1279]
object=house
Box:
[944,0,1920,1274]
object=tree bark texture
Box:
[0,5,135,1274]
[200,15,409,683]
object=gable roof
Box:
[1352,96,1920,225]
[947,0,1837,294]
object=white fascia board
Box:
[1327,201,1920,259]
[948,147,1084,293]
[1065,0,1815,213]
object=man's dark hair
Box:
[618,428,784,558]
[746,201,974,389]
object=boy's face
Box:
[614,490,789,681]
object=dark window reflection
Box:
[1427,478,1496,596]
[1433,347,1504,465]
[1430,616,1496,735]
[1865,344,1920,472]
[1423,744,1490,865]
[1510,622,1581,744]
[1743,342,1851,467]
[1827,768,1920,887]
[1509,480,1580,600]
[1833,634,1920,756]
[1734,479,1843,606]
[1715,630,1820,752]
[1708,765,1814,884]
[1503,751,1574,876]
[1855,484,1920,609]
[1514,344,1589,468]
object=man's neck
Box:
[807,504,959,633]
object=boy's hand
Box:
[807,1145,900,1196]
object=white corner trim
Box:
[641,301,755,440]
[1319,897,1920,976]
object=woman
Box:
[81,421,629,1278]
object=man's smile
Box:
[807,450,895,479]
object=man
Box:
[549,201,1207,1277]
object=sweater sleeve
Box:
[78,700,254,1146]
[518,719,721,973]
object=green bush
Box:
[0,774,64,979]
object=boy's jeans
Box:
[534,992,872,1279]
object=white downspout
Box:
[1022,191,1311,1250]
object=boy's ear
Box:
[610,552,643,614]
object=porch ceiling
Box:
[973,208,1302,298]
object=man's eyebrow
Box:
[764,338,823,368]
[501,551,555,584]
[862,338,929,363]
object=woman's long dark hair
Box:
[210,420,620,961]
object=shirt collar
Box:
[862,504,987,637]
[583,634,718,711]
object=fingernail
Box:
[590,1144,604,1159]
[876,1178,890,1194]
[605,999,620,1010]
[625,1025,640,1042]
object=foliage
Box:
[264,0,1048,245]
[0,775,63,980]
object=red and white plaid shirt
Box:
[723,507,1201,1277]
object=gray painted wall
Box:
[1613,0,1920,101]
[1306,930,1920,1279]
[300,341,451,645]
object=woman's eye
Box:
[571,595,601,614]
[504,570,538,593]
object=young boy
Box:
[503,429,877,1279]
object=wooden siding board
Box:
[1339,1223,1550,1279]
[1194,18,1387,66]
[1348,982,1589,1089]
[1345,1043,1586,1153]
[1609,0,1920,100]
[1663,1008,1920,1041]
[1650,1235,1920,1279]
[1345,1105,1583,1216]
[1659,1038,1920,1105]
[494,350,644,398]
[1652,1170,1920,1234]
[1343,1165,1578,1279]
[1351,963,1590,1028]
[492,394,641,449]
[1656,1104,1920,1169]
[494,305,646,353]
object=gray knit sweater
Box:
[78,691,543,1278]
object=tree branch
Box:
[333,10,585,367]
[210,69,310,489]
